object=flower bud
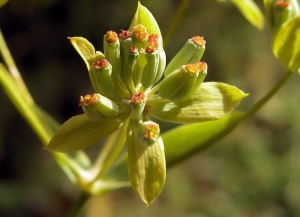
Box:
[164,36,206,77]
[89,59,113,98]
[265,0,300,34]
[79,94,119,122]
[138,121,160,146]
[122,46,139,94]
[103,31,121,77]
[104,31,130,98]
[141,34,166,89]
[127,119,166,206]
[158,62,207,101]
[133,24,148,50]
[119,30,134,70]
[130,92,146,119]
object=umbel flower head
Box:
[47,2,248,206]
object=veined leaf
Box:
[46,113,128,152]
[149,82,248,124]
[162,112,245,167]
[273,16,300,71]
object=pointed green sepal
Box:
[129,2,163,45]
[46,113,128,152]
[68,37,105,71]
[151,82,248,124]
[127,119,166,206]
[272,15,300,70]
[158,62,207,101]
[164,36,205,77]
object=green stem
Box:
[0,64,50,144]
[89,119,128,183]
[66,192,90,217]
[164,0,189,48]
[0,29,34,104]
[244,70,294,118]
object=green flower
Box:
[46,2,248,206]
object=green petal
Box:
[272,16,300,71]
[230,0,264,30]
[129,2,163,44]
[46,113,128,152]
[162,112,245,167]
[149,82,248,124]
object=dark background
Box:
[1,0,300,216]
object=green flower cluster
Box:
[47,3,247,205]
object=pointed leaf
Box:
[230,0,264,30]
[129,2,163,44]
[149,82,248,124]
[69,37,95,62]
[46,113,128,152]
[162,112,245,167]
[273,16,300,71]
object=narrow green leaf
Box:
[273,16,300,71]
[149,82,248,124]
[129,2,163,44]
[46,113,128,152]
[162,112,245,167]
[230,0,264,30]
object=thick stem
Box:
[66,192,90,217]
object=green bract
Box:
[47,2,248,205]
[272,15,300,70]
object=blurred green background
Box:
[1,0,300,216]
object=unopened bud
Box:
[122,46,139,93]
[164,36,206,77]
[158,62,207,100]
[141,34,166,89]
[79,94,119,122]
[130,92,146,119]
[265,0,300,34]
[89,59,113,98]
[104,31,121,77]
[138,121,160,146]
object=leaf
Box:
[162,112,245,167]
[230,0,264,30]
[273,16,300,71]
[46,113,128,152]
[149,82,248,124]
[129,2,163,44]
